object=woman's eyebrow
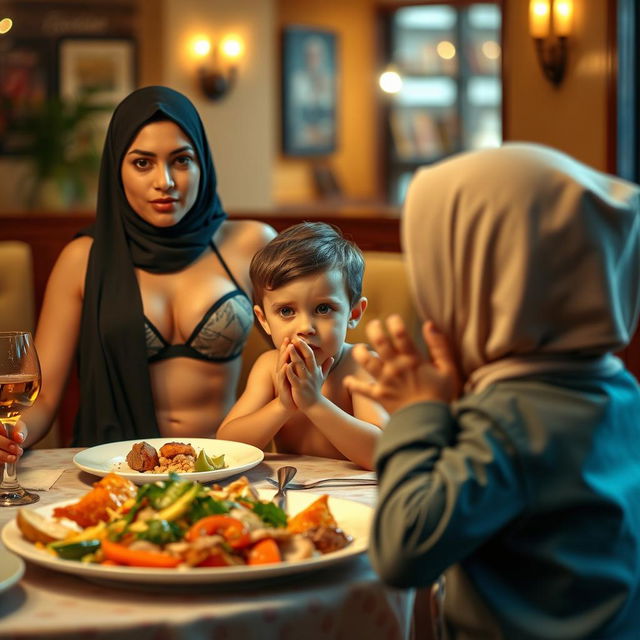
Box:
[126,145,195,156]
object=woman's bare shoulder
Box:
[54,236,93,273]
[218,219,277,256]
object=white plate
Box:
[0,544,25,593]
[1,490,371,585]
[73,438,264,485]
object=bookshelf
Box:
[378,3,503,204]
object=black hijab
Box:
[73,86,226,446]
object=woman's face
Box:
[120,120,200,227]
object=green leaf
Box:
[246,500,287,528]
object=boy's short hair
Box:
[250,222,365,308]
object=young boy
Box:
[217,222,387,470]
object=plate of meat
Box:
[73,438,264,485]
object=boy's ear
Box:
[348,297,368,328]
[253,305,272,336]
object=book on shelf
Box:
[389,110,416,160]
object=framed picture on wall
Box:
[58,38,135,106]
[0,38,54,154]
[281,27,338,156]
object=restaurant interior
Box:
[0,0,638,445]
[1,2,640,638]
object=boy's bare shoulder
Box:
[251,348,279,371]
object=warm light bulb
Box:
[529,0,551,38]
[220,35,243,61]
[192,37,211,59]
[436,41,456,60]
[0,17,13,34]
[553,0,572,37]
[379,70,402,94]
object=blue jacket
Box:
[371,370,640,639]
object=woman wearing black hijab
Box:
[1,86,275,455]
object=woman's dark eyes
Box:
[174,155,193,167]
[132,156,193,170]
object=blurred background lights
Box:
[220,35,243,60]
[482,40,501,60]
[192,37,211,59]
[379,69,403,94]
[0,17,13,34]
[436,40,456,60]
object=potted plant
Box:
[13,92,112,211]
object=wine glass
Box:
[0,331,41,506]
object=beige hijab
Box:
[402,143,640,393]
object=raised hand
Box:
[344,315,461,414]
[285,337,333,411]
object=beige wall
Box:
[162,0,276,210]
[277,0,380,203]
[503,0,612,171]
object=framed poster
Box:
[0,38,54,154]
[282,27,337,156]
[58,38,135,105]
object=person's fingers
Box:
[423,322,459,383]
[365,319,397,361]
[386,314,419,357]
[277,337,291,369]
[351,344,384,379]
[286,362,299,380]
[293,337,316,369]
[13,420,27,444]
[287,343,306,377]
[344,375,379,400]
[321,356,334,379]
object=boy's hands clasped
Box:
[276,337,334,412]
[345,314,461,414]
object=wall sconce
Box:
[192,34,244,101]
[529,0,573,86]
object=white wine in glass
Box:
[0,331,41,506]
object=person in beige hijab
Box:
[345,143,640,639]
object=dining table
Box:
[0,447,416,640]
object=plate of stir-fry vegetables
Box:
[2,473,372,584]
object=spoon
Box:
[273,465,297,512]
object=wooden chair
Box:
[0,241,59,448]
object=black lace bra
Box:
[144,244,254,363]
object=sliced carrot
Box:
[101,538,181,568]
[186,515,251,549]
[247,538,281,565]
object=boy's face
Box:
[254,268,366,363]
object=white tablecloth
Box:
[0,449,415,640]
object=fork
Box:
[272,465,297,511]
[265,477,377,490]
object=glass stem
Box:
[1,419,21,491]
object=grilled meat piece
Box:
[159,442,196,459]
[126,441,159,472]
[304,526,352,554]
